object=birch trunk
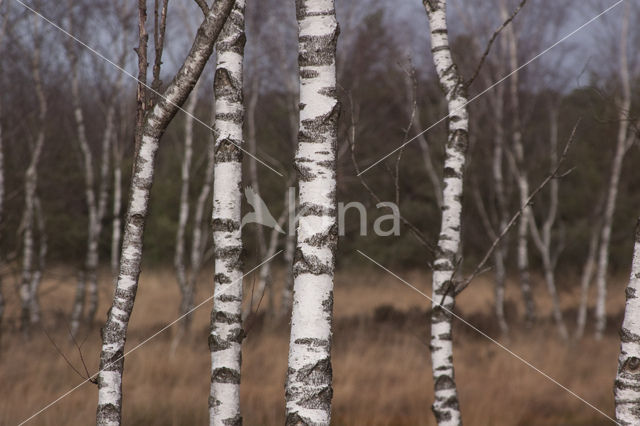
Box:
[502,0,535,326]
[595,6,632,339]
[528,107,568,341]
[96,2,235,424]
[111,138,122,278]
[209,1,246,424]
[174,82,199,332]
[187,118,215,301]
[69,53,98,334]
[422,1,468,424]
[491,72,508,337]
[20,29,46,334]
[245,76,269,313]
[575,218,600,339]
[285,0,340,423]
[615,219,640,425]
[29,195,46,325]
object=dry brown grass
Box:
[0,265,626,425]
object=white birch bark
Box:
[20,24,46,334]
[614,218,640,425]
[96,2,236,424]
[209,1,245,424]
[285,0,340,423]
[595,3,633,339]
[501,0,535,326]
[422,1,468,424]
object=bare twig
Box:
[41,326,89,382]
[466,0,528,87]
[345,91,436,255]
[65,322,95,383]
[454,119,580,295]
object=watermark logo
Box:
[241,187,400,237]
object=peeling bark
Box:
[209,1,246,424]
[285,0,340,424]
[96,2,236,424]
[422,1,468,424]
[615,218,640,425]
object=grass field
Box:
[0,265,627,425]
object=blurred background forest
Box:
[2,0,639,271]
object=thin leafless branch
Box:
[466,0,528,87]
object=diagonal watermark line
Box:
[17,250,284,426]
[12,0,284,178]
[358,0,625,176]
[356,249,620,425]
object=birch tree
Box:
[208,1,246,423]
[421,1,469,423]
[96,1,235,423]
[528,105,568,341]
[67,0,127,335]
[20,16,46,334]
[500,0,536,326]
[111,112,125,279]
[574,206,601,339]
[285,0,340,423]
[174,87,196,316]
[615,217,640,425]
[594,2,636,339]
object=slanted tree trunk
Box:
[422,1,468,424]
[208,1,246,424]
[595,5,634,339]
[501,0,535,326]
[96,2,236,424]
[614,218,640,425]
[20,26,46,335]
[285,0,340,423]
